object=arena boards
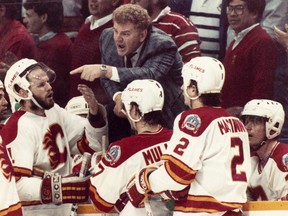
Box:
[77,201,288,216]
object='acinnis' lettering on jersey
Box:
[218,118,246,135]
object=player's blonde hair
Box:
[113,3,151,31]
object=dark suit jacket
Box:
[100,26,186,128]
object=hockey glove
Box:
[41,174,90,204]
[126,166,156,208]
[159,186,190,201]
[89,151,103,174]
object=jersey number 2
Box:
[231,137,247,182]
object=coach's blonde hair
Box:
[113,4,151,30]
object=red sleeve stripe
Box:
[0,202,22,216]
[77,135,95,155]
[13,166,32,178]
[89,185,114,213]
[162,155,197,185]
[174,195,243,213]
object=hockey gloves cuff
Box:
[126,166,156,207]
[159,185,190,201]
[41,173,90,204]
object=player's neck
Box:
[22,102,45,117]
[137,123,162,134]
[257,139,278,162]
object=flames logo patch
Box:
[0,144,13,182]
[43,124,67,169]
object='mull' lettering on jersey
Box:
[218,118,246,135]
[142,145,165,166]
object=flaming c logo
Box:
[43,124,67,169]
[0,144,13,182]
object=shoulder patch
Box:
[181,114,201,133]
[282,153,288,171]
[105,145,121,165]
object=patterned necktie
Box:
[125,52,137,68]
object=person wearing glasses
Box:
[241,99,288,201]
[221,0,277,117]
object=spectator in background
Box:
[168,0,229,60]
[70,0,123,105]
[241,99,288,201]
[23,0,72,108]
[131,0,201,63]
[226,0,288,141]
[0,0,35,81]
[275,23,288,53]
[71,4,186,142]
[264,0,288,142]
[221,0,277,114]
[62,0,84,40]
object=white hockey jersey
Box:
[248,142,288,200]
[89,127,172,216]
[0,141,22,216]
[149,107,251,215]
[1,104,107,216]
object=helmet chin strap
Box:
[251,139,267,151]
[31,95,44,110]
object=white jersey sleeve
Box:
[149,107,251,214]
[248,142,288,200]
[89,128,172,214]
[0,141,22,216]
[1,104,107,215]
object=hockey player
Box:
[241,99,288,201]
[1,58,108,216]
[0,80,22,216]
[65,95,90,118]
[89,79,174,215]
[126,56,252,215]
[0,80,9,124]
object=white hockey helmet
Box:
[65,96,89,116]
[0,80,4,89]
[242,99,285,139]
[121,79,164,121]
[182,56,225,99]
[4,58,56,108]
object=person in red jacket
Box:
[222,0,277,114]
[131,0,201,63]
[70,0,123,105]
[0,0,36,81]
[23,0,72,107]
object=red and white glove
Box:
[159,186,190,201]
[89,151,103,174]
[41,173,90,204]
[126,166,156,208]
